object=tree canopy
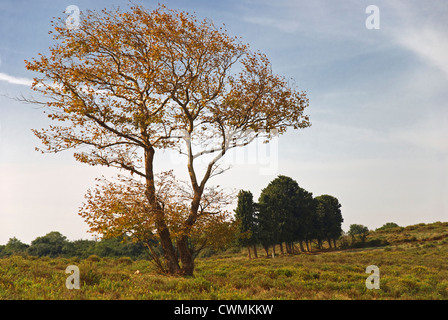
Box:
[376,222,400,231]
[348,224,369,242]
[27,231,68,258]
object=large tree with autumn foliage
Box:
[24,4,310,275]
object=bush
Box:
[348,224,369,243]
[338,236,351,249]
[117,257,133,265]
[376,222,400,231]
[197,248,217,258]
[86,254,101,262]
[1,238,29,257]
[82,268,102,286]
[367,239,390,247]
[275,268,295,278]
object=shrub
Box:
[117,257,133,265]
[86,254,101,262]
[367,239,390,247]
[82,268,102,286]
[376,222,400,231]
[411,265,429,275]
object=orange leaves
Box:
[78,171,234,250]
[25,3,310,164]
[79,175,151,240]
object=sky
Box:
[0,0,447,245]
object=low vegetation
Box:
[1,221,447,299]
[0,232,150,260]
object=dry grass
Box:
[1,222,447,300]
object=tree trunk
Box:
[177,192,202,276]
[145,146,180,275]
[305,240,310,252]
[333,238,337,248]
[247,245,252,259]
[285,242,291,254]
[177,236,194,276]
[253,244,258,258]
[157,224,181,274]
[299,241,305,252]
[263,244,269,257]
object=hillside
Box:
[367,221,448,247]
[0,221,447,300]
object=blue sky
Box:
[0,0,447,244]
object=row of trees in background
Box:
[0,232,150,260]
[0,222,399,260]
[235,175,343,258]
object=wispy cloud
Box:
[243,16,301,34]
[240,0,368,38]
[387,1,448,80]
[396,27,448,80]
[0,72,33,86]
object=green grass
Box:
[1,222,448,300]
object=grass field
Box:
[1,221,448,300]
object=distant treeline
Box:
[0,231,150,260]
[235,175,344,258]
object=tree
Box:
[90,236,149,259]
[348,224,369,243]
[234,190,258,259]
[25,4,310,275]
[28,231,69,257]
[291,186,315,253]
[258,175,303,255]
[1,237,29,256]
[63,239,96,259]
[256,192,275,257]
[256,175,319,255]
[314,195,343,248]
[376,222,400,231]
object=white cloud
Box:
[243,16,301,34]
[396,27,448,80]
[387,1,448,80]
[0,72,33,86]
